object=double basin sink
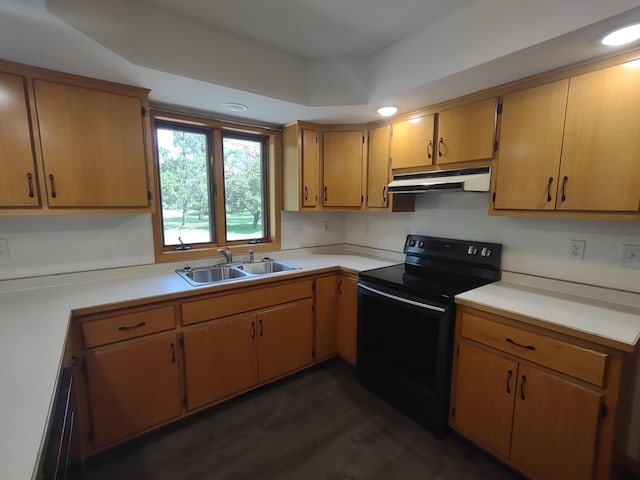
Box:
[176,259,300,286]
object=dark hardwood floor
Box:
[73,360,523,480]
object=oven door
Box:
[356,280,455,434]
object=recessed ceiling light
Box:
[221,102,248,112]
[377,106,398,117]
[602,23,640,46]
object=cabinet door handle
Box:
[520,374,527,400]
[561,175,568,202]
[251,320,256,339]
[546,177,553,202]
[26,173,34,198]
[259,318,263,337]
[170,342,176,363]
[506,369,513,394]
[382,186,387,203]
[304,186,308,201]
[437,137,444,157]
[324,186,327,202]
[506,337,536,351]
[427,140,433,159]
[48,173,57,198]
[118,321,146,331]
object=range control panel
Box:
[404,234,502,268]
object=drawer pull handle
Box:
[506,369,513,394]
[427,139,433,159]
[520,374,527,400]
[259,319,263,337]
[170,342,176,363]
[382,185,387,203]
[546,176,553,202]
[437,137,444,157]
[251,321,256,339]
[561,175,568,202]
[118,321,146,331]
[506,337,536,351]
[304,186,308,201]
[48,173,57,198]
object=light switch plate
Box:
[621,244,640,269]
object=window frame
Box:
[150,110,281,263]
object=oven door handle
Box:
[358,283,446,312]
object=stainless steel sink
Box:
[176,265,250,286]
[176,259,300,285]
[235,259,301,275]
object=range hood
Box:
[388,166,491,193]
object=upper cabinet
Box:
[390,114,435,169]
[323,130,365,208]
[367,124,391,208]
[493,80,569,210]
[34,80,150,208]
[0,60,152,214]
[389,98,497,170]
[0,72,39,208]
[493,61,640,215]
[436,97,497,165]
[282,121,320,211]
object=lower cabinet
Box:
[84,332,182,448]
[314,275,339,360]
[450,306,621,480]
[181,293,314,411]
[338,274,358,366]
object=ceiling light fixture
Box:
[221,102,248,112]
[377,106,398,117]
[601,23,640,46]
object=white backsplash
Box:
[345,193,640,294]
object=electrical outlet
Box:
[323,221,329,232]
[621,244,640,269]
[0,239,8,259]
[569,239,585,260]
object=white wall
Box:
[345,193,640,294]
[0,211,346,281]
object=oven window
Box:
[358,288,443,391]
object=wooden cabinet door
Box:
[558,63,640,211]
[323,130,363,207]
[437,98,497,165]
[451,341,518,458]
[0,72,39,207]
[182,313,258,411]
[85,333,182,448]
[302,127,320,207]
[337,275,358,366]
[34,80,149,207]
[367,124,391,208]
[390,114,435,169]
[257,299,314,382]
[510,364,602,480]
[314,275,339,360]
[494,80,568,210]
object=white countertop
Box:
[0,248,396,480]
[455,271,640,352]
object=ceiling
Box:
[1,0,640,125]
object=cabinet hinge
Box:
[492,192,496,203]
[497,103,503,115]
[451,407,456,418]
[147,190,152,201]
[141,106,146,117]
[600,403,608,418]
[494,140,499,152]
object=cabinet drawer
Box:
[82,306,175,348]
[461,312,607,386]
[182,280,313,326]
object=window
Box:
[150,111,280,261]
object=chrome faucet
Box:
[217,247,232,263]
